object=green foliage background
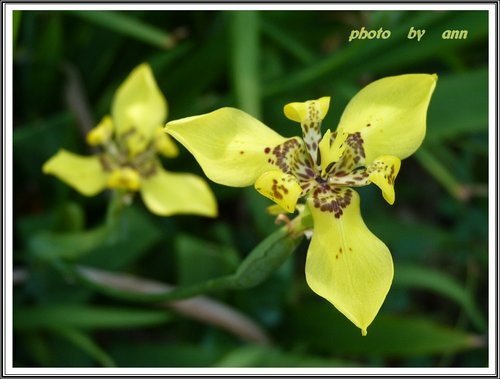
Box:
[13,10,489,368]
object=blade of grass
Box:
[229,11,261,118]
[261,19,315,64]
[394,264,486,332]
[48,326,116,367]
[415,146,470,201]
[71,11,177,49]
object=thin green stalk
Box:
[229,11,261,118]
[415,147,468,201]
[105,191,127,228]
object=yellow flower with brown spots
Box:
[165,74,437,334]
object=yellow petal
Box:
[86,115,114,146]
[305,189,393,335]
[155,127,179,158]
[368,155,401,205]
[42,149,107,196]
[112,63,167,140]
[140,167,217,217]
[336,74,437,163]
[165,107,288,187]
[106,167,141,191]
[254,171,302,213]
[283,96,330,123]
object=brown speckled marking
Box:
[312,186,353,218]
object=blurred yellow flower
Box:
[165,74,437,334]
[43,63,217,218]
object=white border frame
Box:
[2,2,498,376]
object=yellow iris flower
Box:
[43,63,217,218]
[165,74,437,334]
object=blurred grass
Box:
[12,9,489,368]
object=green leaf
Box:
[214,345,353,367]
[175,234,240,286]
[72,11,177,49]
[229,11,261,118]
[29,226,109,261]
[283,302,483,357]
[29,206,162,270]
[14,305,172,330]
[110,343,222,367]
[49,326,116,367]
[394,264,486,332]
[427,68,488,141]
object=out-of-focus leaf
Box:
[29,206,162,270]
[427,68,488,141]
[175,234,240,286]
[394,264,486,332]
[72,11,177,49]
[14,112,79,182]
[263,11,447,96]
[367,213,448,261]
[29,226,108,261]
[49,326,116,367]
[110,343,223,367]
[14,305,172,330]
[13,11,22,49]
[214,345,354,367]
[415,146,466,200]
[229,11,261,117]
[283,302,483,357]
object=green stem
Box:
[229,11,261,118]
[415,147,468,201]
[55,224,305,303]
[105,191,127,228]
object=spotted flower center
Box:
[259,98,399,217]
[260,105,367,217]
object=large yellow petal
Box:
[42,149,108,196]
[254,170,302,213]
[140,167,217,217]
[165,107,288,187]
[335,74,437,163]
[112,63,167,140]
[305,189,393,335]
